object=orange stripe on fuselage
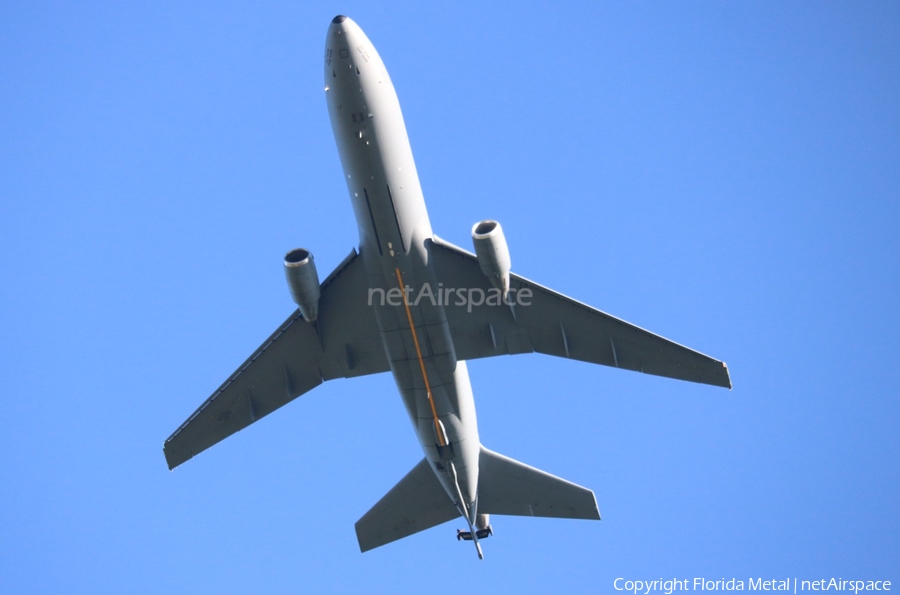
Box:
[395,267,446,447]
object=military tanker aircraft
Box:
[164,15,731,559]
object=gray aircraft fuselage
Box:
[164,15,730,558]
[325,17,481,522]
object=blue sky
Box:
[1,2,898,593]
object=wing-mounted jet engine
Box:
[283,248,320,321]
[471,220,511,298]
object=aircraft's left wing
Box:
[429,237,731,389]
[163,248,389,470]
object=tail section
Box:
[477,447,601,520]
[355,458,459,553]
[354,448,600,555]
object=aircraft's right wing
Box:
[429,236,731,389]
[163,248,389,470]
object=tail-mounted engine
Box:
[471,220,511,296]
[284,248,320,321]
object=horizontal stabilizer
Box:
[477,447,601,520]
[355,458,459,553]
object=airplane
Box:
[163,15,731,560]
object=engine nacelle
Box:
[471,220,511,296]
[283,248,320,321]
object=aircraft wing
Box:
[429,237,731,389]
[163,248,389,470]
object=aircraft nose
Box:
[328,15,365,50]
[328,14,357,37]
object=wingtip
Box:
[163,443,187,471]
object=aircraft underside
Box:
[163,15,731,559]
